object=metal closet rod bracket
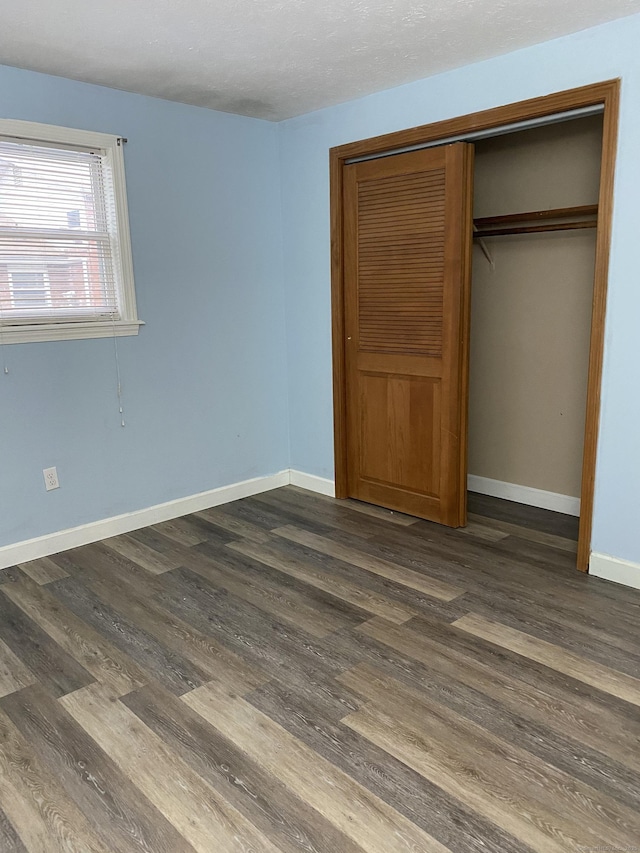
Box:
[473,224,495,269]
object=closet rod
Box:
[474,204,597,229]
[474,220,598,238]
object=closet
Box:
[468,116,603,524]
[330,80,619,571]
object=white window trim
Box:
[0,119,143,344]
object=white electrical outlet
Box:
[43,466,60,491]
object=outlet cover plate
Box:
[43,466,59,491]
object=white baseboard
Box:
[0,470,290,570]
[3,466,597,574]
[589,552,640,590]
[289,469,336,497]
[467,474,580,517]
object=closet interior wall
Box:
[468,116,604,509]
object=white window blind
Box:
[0,140,120,322]
[0,120,140,343]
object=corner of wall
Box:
[275,120,293,472]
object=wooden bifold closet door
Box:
[343,142,474,526]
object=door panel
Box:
[343,143,474,526]
[358,372,440,496]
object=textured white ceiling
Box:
[1,0,639,120]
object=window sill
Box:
[0,320,144,344]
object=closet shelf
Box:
[473,204,598,238]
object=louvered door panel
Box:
[343,143,474,525]
[358,170,446,356]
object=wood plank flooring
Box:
[1,486,639,852]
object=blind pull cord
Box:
[0,308,8,375]
[111,315,125,427]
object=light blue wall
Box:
[0,65,289,547]
[278,14,640,564]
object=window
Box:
[9,270,50,309]
[0,120,141,343]
[66,209,81,229]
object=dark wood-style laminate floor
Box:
[1,486,639,852]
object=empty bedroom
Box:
[1,1,640,851]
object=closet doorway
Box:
[330,80,620,571]
[469,116,602,538]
